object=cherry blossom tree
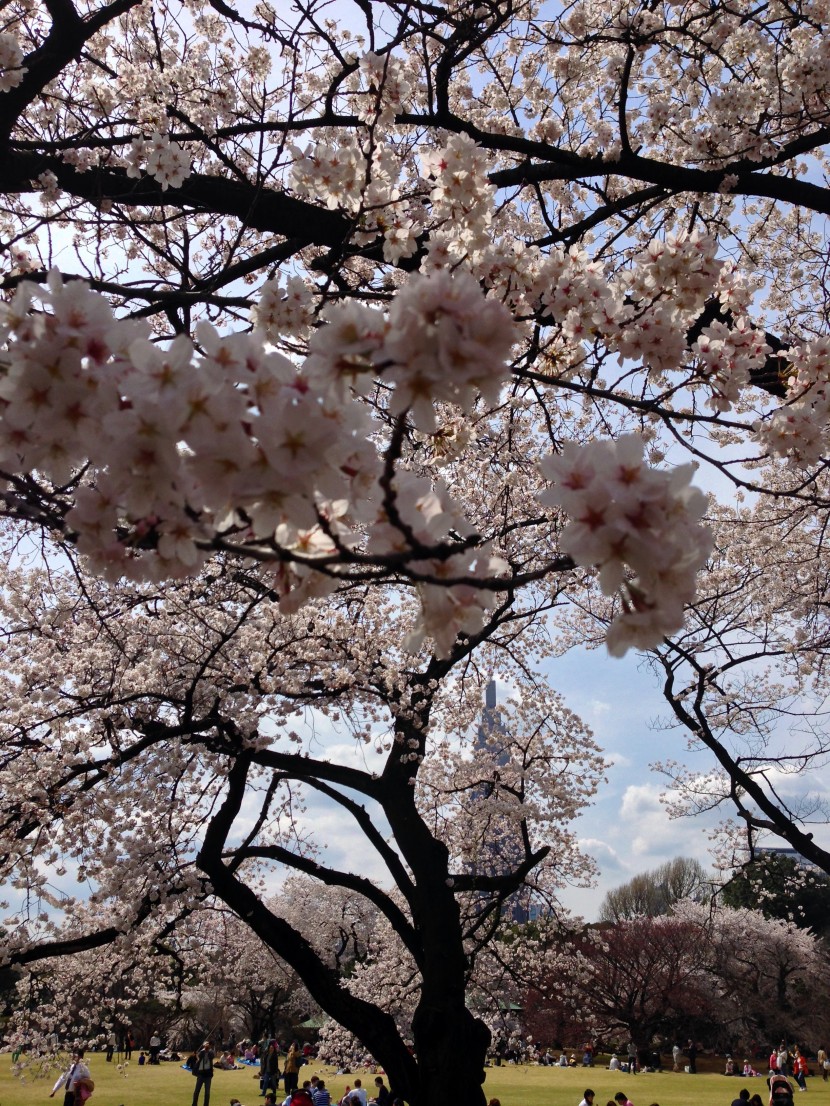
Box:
[3,0,830,1102]
[722,854,830,938]
[673,900,830,1048]
[530,913,715,1051]
[0,549,604,1105]
[522,903,830,1053]
[173,903,316,1045]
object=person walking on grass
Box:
[261,1043,280,1097]
[626,1042,637,1075]
[793,1048,808,1092]
[50,1050,91,1106]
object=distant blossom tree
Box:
[522,902,830,1053]
[3,0,830,1104]
[531,912,715,1051]
[673,900,830,1048]
[721,853,830,938]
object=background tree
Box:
[721,854,830,939]
[675,901,830,1051]
[522,904,830,1055]
[555,914,714,1052]
[599,857,711,923]
[182,907,314,1046]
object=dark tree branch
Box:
[198,753,420,1099]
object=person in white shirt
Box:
[50,1050,91,1106]
[578,1089,596,1106]
[609,1056,621,1072]
[350,1080,368,1106]
[150,1032,162,1065]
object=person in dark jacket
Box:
[261,1043,281,1097]
[192,1043,215,1106]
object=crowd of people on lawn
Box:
[182,1038,398,1106]
[47,1032,829,1106]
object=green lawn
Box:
[0,1055,822,1106]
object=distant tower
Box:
[470,678,534,924]
[476,677,509,767]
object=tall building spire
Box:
[485,678,496,710]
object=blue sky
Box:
[262,643,732,924]
[541,645,723,920]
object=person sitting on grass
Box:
[372,1077,390,1106]
[312,1081,331,1106]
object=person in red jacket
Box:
[793,1048,809,1092]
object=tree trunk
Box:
[409,985,491,1106]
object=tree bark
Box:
[411,984,490,1106]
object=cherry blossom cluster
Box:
[251,275,315,342]
[0,269,514,655]
[421,134,495,261]
[693,315,771,412]
[755,335,830,465]
[615,232,726,376]
[357,50,412,125]
[288,121,779,418]
[520,229,771,402]
[290,137,419,263]
[0,32,26,92]
[539,435,712,655]
[126,132,191,191]
[0,258,740,657]
[290,135,368,213]
[555,0,830,173]
[304,268,515,429]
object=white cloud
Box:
[619,782,715,862]
[577,837,624,872]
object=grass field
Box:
[1,1055,824,1106]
